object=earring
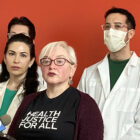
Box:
[68,77,73,85]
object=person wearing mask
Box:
[0,16,46,87]
[0,34,45,134]
[8,41,103,140]
[78,7,140,140]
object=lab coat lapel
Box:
[111,66,128,94]
[0,81,9,108]
[98,55,110,98]
[111,52,138,94]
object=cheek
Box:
[124,33,129,42]
[4,57,11,65]
[59,67,70,78]
[4,59,12,70]
[41,66,49,75]
[21,59,32,69]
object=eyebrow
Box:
[44,55,66,58]
[105,22,123,25]
[8,50,29,54]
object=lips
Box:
[11,66,20,70]
[48,72,56,76]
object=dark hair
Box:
[0,34,39,96]
[105,7,136,30]
[8,16,36,40]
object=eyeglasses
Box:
[40,57,74,66]
[101,23,127,30]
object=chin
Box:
[47,80,58,85]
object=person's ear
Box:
[29,58,35,68]
[4,56,6,64]
[70,64,77,78]
[128,29,135,39]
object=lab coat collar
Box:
[97,51,139,98]
[97,55,110,98]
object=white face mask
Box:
[104,28,128,52]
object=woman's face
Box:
[4,41,34,78]
[41,46,76,86]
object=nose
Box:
[49,60,56,69]
[13,55,20,63]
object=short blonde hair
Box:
[39,41,77,65]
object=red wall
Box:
[0,0,140,87]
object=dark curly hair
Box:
[0,34,39,96]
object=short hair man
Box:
[1,16,46,88]
[78,7,140,139]
[7,16,35,40]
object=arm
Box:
[75,93,103,140]
[77,69,87,93]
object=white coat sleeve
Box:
[37,66,47,89]
[77,68,87,93]
[120,100,140,140]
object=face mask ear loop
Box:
[125,39,130,45]
[125,30,130,45]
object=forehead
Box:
[105,13,127,24]
[46,46,68,58]
[10,24,29,34]
[7,41,30,53]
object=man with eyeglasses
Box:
[78,7,140,140]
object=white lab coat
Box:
[0,80,46,134]
[77,52,140,140]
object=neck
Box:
[109,44,131,61]
[7,73,26,90]
[46,83,70,99]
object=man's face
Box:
[105,13,128,32]
[8,24,29,39]
[104,13,132,43]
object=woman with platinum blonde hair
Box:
[8,41,103,140]
[39,41,77,85]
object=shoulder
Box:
[77,89,103,121]
[22,90,45,105]
[85,61,100,71]
[132,52,140,61]
[26,90,45,98]
[15,90,46,115]
[75,89,103,139]
[83,57,107,73]
[0,80,8,87]
[76,89,99,110]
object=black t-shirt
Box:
[16,86,80,140]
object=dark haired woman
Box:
[0,34,45,134]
